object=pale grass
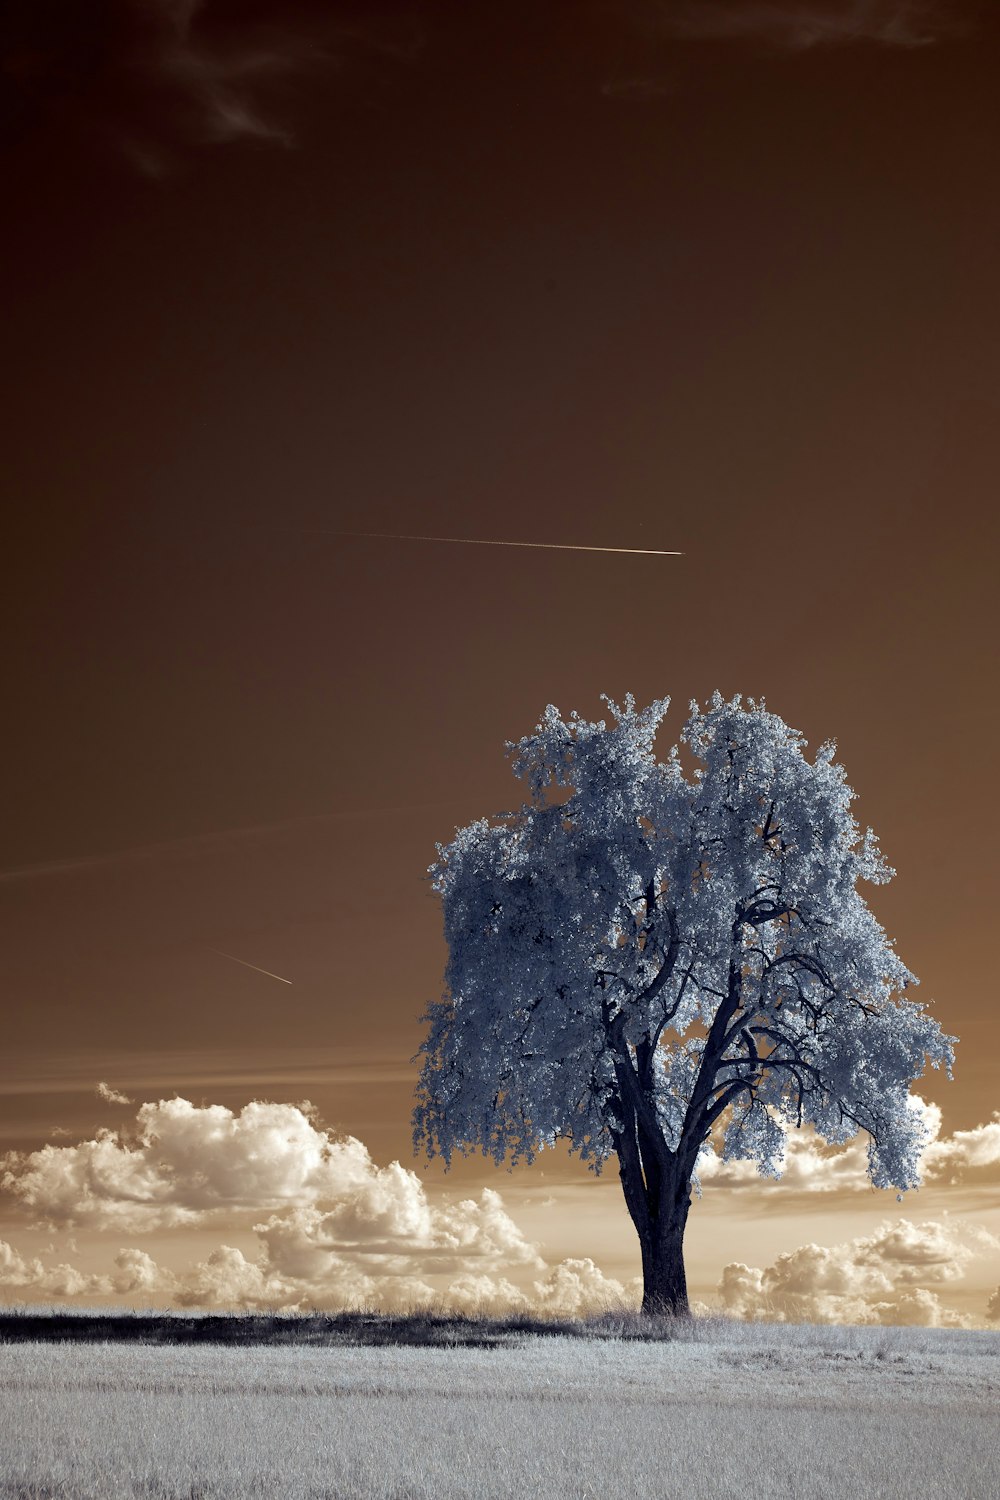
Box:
[1,1320,999,1498]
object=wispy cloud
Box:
[5,1,971,171]
[599,77,673,102]
[0,1047,417,1102]
[0,0,422,174]
[0,801,448,884]
[654,0,966,49]
[96,1082,134,1106]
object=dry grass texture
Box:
[1,1316,999,1498]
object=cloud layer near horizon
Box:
[0,1096,633,1313]
[720,1217,999,1326]
[3,1093,999,1320]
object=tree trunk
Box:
[615,1138,692,1317]
[640,1216,690,1316]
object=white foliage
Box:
[414,693,955,1194]
[697,1095,1000,1192]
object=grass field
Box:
[1,1316,999,1498]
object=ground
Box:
[1,1318,998,1498]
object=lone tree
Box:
[414,694,955,1315]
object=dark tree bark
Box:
[639,1216,690,1317]
[614,1129,693,1316]
[604,893,698,1316]
[618,910,753,1315]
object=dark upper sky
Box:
[2,0,997,1166]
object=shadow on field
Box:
[0,1308,704,1349]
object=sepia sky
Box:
[2,0,998,1323]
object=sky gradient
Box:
[2,0,998,1323]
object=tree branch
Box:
[702,1078,756,1130]
[650,958,697,1054]
[678,912,746,1147]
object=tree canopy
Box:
[414,693,955,1312]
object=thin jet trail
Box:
[210,949,293,985]
[0,801,456,884]
[322,531,684,557]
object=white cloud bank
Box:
[719,1217,999,1326]
[163,1246,632,1317]
[3,1093,999,1321]
[0,1234,634,1317]
[0,1096,633,1315]
[3,1098,396,1230]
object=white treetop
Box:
[414,694,955,1199]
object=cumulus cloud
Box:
[0,1239,107,1300]
[0,1091,643,1315]
[0,1231,632,1318]
[256,1184,543,1277]
[129,1243,627,1315]
[1,1097,561,1299]
[2,1098,379,1229]
[719,1217,997,1325]
[9,1090,997,1322]
[696,1097,1000,1196]
[138,1244,633,1316]
[171,1244,280,1310]
[532,1258,635,1316]
[97,1082,134,1106]
[110,1247,164,1295]
[0,1240,172,1300]
[654,0,966,49]
[696,1125,870,1192]
[922,1111,1000,1183]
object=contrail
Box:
[210,949,293,985]
[327,531,684,557]
[0,801,454,883]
